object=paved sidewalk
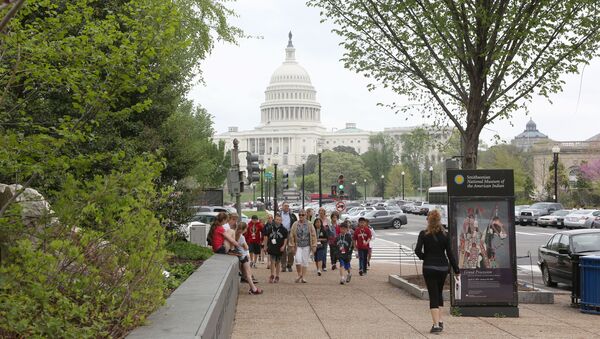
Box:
[233,262,600,339]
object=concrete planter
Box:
[389,275,554,304]
[128,255,239,339]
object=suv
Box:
[518,202,564,226]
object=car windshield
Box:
[348,209,363,216]
[530,203,550,209]
[572,233,600,253]
[570,210,593,215]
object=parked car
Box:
[514,205,530,217]
[592,215,600,229]
[414,202,430,215]
[363,210,408,229]
[538,229,600,287]
[564,209,600,229]
[401,202,415,213]
[346,210,372,226]
[180,212,218,241]
[537,209,572,228]
[518,202,564,226]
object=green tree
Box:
[385,165,414,198]
[321,150,372,191]
[478,144,532,193]
[400,128,434,191]
[361,133,397,186]
[308,0,600,169]
[294,154,318,176]
[333,145,359,156]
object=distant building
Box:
[510,120,600,193]
[214,32,447,174]
[511,118,548,151]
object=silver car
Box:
[564,210,600,229]
[537,210,571,228]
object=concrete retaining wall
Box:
[128,255,239,339]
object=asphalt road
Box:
[372,213,572,293]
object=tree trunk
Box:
[462,112,482,170]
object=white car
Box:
[564,210,600,229]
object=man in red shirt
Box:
[353,217,372,276]
[245,215,263,268]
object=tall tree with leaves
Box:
[361,133,398,183]
[308,0,600,169]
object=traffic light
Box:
[338,174,345,197]
[246,153,260,183]
[283,173,289,189]
[330,184,337,197]
[238,170,245,193]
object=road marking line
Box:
[517,265,541,273]
[516,231,537,236]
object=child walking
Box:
[264,214,288,283]
[235,223,263,295]
[353,217,372,276]
[336,222,353,285]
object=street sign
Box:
[265,172,273,180]
[335,201,346,212]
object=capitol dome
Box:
[259,32,323,130]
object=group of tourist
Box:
[207,203,458,334]
[207,202,374,293]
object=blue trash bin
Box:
[580,255,600,315]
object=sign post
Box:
[335,201,346,213]
[447,169,518,317]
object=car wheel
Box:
[393,219,402,229]
[539,224,546,228]
[541,265,557,287]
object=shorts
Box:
[249,243,262,255]
[214,246,226,254]
[294,246,310,267]
[314,247,326,262]
[270,254,282,263]
[338,257,351,270]
[239,255,249,264]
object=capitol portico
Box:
[214,33,440,173]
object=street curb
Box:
[389,275,554,304]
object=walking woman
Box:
[415,209,460,334]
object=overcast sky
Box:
[189,0,600,145]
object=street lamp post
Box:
[419,163,424,201]
[429,165,433,201]
[552,145,560,202]
[381,174,385,200]
[352,181,357,200]
[274,163,278,214]
[401,171,405,200]
[363,179,367,202]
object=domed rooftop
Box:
[258,32,323,130]
[515,118,548,139]
[269,32,312,84]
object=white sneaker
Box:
[340,278,345,285]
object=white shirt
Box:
[281,212,291,231]
[223,223,231,231]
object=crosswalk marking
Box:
[517,264,541,274]
[369,238,419,263]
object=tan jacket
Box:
[288,220,317,252]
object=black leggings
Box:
[423,268,448,309]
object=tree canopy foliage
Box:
[0,0,240,336]
[308,0,600,169]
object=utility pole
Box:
[274,163,278,214]
[318,153,322,207]
[231,139,242,216]
[260,167,264,207]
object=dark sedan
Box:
[364,210,408,229]
[538,229,600,287]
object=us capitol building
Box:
[214,33,446,173]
